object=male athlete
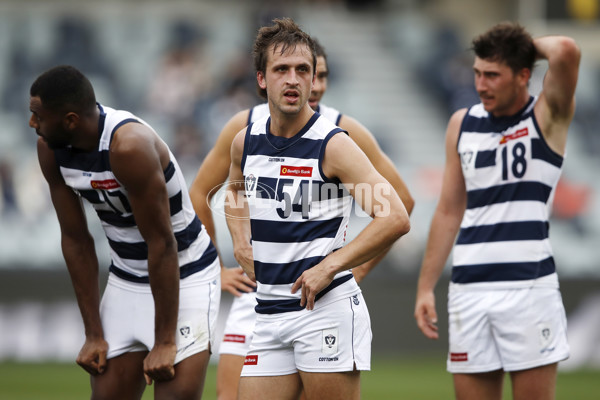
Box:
[224,18,410,399]
[189,38,414,400]
[30,65,220,399]
[415,23,580,399]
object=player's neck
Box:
[269,104,314,138]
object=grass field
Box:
[1,357,598,399]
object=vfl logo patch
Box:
[179,326,191,339]
[244,355,258,365]
[500,127,528,144]
[450,352,468,362]
[280,165,313,177]
[322,328,338,355]
[245,174,257,192]
[91,179,120,190]
[538,323,556,353]
[223,334,246,343]
[352,295,360,305]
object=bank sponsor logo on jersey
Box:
[450,352,468,362]
[244,354,258,365]
[90,179,120,190]
[500,127,528,144]
[322,328,338,355]
[223,334,246,343]
[280,165,313,177]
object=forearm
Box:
[352,245,392,283]
[147,239,179,345]
[61,234,103,338]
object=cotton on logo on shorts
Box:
[450,352,468,362]
[244,355,258,365]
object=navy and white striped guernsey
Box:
[453,96,563,287]
[54,104,219,283]
[248,102,342,126]
[241,112,360,314]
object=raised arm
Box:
[37,138,107,376]
[534,36,581,155]
[110,123,179,384]
[224,129,255,281]
[189,109,255,295]
[340,115,415,282]
[414,109,467,340]
[292,132,410,310]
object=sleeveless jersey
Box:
[453,96,563,288]
[241,112,359,314]
[54,104,219,283]
[248,102,342,126]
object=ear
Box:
[257,71,267,90]
[517,68,531,87]
[63,112,80,130]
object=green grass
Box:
[0,358,598,399]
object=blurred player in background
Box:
[29,65,220,400]
[414,23,580,400]
[189,36,414,400]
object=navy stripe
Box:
[456,220,549,245]
[531,138,563,168]
[55,149,111,172]
[108,240,218,283]
[335,113,342,126]
[318,129,346,183]
[255,256,325,285]
[164,161,176,181]
[110,118,140,143]
[248,135,324,159]
[467,181,552,209]
[251,218,343,243]
[461,97,535,134]
[254,177,350,201]
[475,149,496,168]
[264,113,320,150]
[254,274,353,314]
[96,190,183,228]
[79,189,102,204]
[240,123,253,173]
[97,210,136,227]
[451,256,555,283]
[168,191,183,215]
[108,216,203,260]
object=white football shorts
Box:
[218,290,258,356]
[447,282,569,373]
[241,292,371,376]
[100,266,221,364]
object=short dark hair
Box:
[314,37,328,65]
[252,18,317,99]
[30,65,96,113]
[471,22,536,74]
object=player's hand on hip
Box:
[222,265,256,296]
[415,291,439,340]
[76,336,108,375]
[143,343,177,385]
[233,246,256,282]
[291,263,335,311]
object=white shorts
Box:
[219,291,257,356]
[101,269,221,364]
[447,284,569,373]
[241,292,371,376]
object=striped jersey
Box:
[241,112,359,314]
[453,96,563,288]
[54,104,219,283]
[248,102,342,126]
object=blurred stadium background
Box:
[1,0,599,379]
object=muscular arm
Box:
[414,109,467,340]
[292,133,411,310]
[37,138,106,375]
[224,130,255,281]
[340,115,415,282]
[534,36,581,155]
[110,123,179,383]
[189,110,255,295]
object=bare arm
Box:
[414,109,467,340]
[340,115,415,282]
[224,130,255,281]
[189,110,255,295]
[110,123,179,383]
[534,36,581,155]
[37,138,106,376]
[292,133,411,310]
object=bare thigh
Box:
[509,363,557,400]
[238,374,303,400]
[153,349,211,400]
[216,354,245,400]
[299,369,360,400]
[453,369,505,400]
[91,351,147,400]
